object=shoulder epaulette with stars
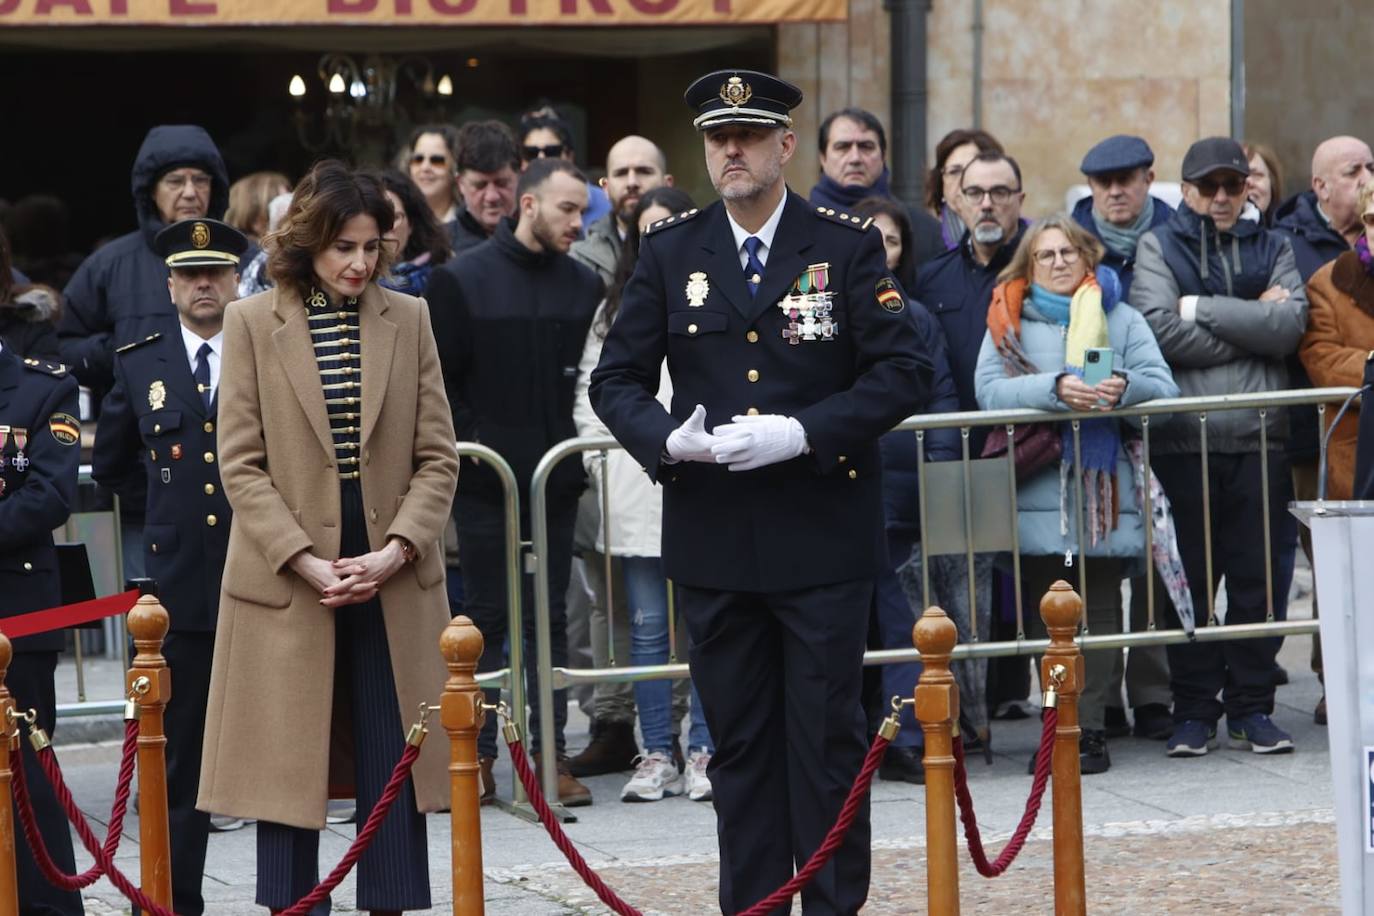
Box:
[21,357,67,377]
[813,205,873,232]
[644,208,702,236]
[115,332,162,354]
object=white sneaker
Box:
[685,749,713,802]
[620,751,684,802]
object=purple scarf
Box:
[1356,234,1374,275]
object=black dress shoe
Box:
[1079,729,1111,775]
[1104,705,1130,739]
[1132,703,1174,740]
[1272,665,1290,686]
[879,745,925,785]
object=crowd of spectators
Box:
[2,102,1369,801]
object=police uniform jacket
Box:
[92,330,230,632]
[589,191,932,593]
[0,348,81,653]
[197,282,458,830]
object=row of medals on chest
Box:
[0,426,32,493]
[685,262,838,344]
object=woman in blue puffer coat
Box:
[974,213,1178,774]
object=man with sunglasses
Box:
[1132,136,1308,759]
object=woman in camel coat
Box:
[1300,183,1374,501]
[197,162,458,913]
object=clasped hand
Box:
[290,539,408,608]
[709,414,807,472]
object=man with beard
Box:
[450,119,521,254]
[590,69,930,914]
[93,218,247,916]
[426,157,602,807]
[572,135,673,286]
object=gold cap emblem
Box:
[190,222,210,249]
[719,76,752,108]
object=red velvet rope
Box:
[9,717,139,889]
[505,730,892,916]
[278,742,423,916]
[0,589,140,639]
[12,720,173,914]
[951,706,1059,877]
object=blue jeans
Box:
[623,557,713,754]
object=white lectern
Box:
[1292,500,1374,916]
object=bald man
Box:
[1274,135,1374,725]
[1277,135,1374,279]
[571,135,674,284]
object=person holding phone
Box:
[974,214,1178,774]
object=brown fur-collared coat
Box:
[1300,252,1374,501]
[197,282,458,829]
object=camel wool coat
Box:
[1300,252,1374,501]
[197,282,458,829]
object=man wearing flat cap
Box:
[93,217,247,916]
[591,69,931,914]
[1131,136,1307,760]
[1072,134,1174,298]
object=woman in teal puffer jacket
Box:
[974,214,1178,774]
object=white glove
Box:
[665,404,725,464]
[710,414,808,472]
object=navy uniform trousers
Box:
[681,579,874,916]
[255,481,430,914]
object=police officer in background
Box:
[0,341,83,915]
[92,218,246,916]
[590,70,931,914]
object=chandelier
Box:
[288,53,455,161]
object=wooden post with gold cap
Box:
[0,630,19,916]
[915,606,960,916]
[127,594,173,909]
[441,615,486,915]
[1041,581,1086,915]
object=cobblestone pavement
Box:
[498,811,1338,914]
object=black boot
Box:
[567,718,638,777]
[879,745,925,784]
[1079,728,1111,775]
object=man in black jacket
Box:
[450,120,521,255]
[426,157,602,807]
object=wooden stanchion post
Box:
[1041,581,1086,915]
[915,606,960,916]
[441,615,486,916]
[0,631,19,916]
[126,594,173,909]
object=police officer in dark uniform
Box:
[92,217,246,916]
[0,339,83,915]
[590,70,932,915]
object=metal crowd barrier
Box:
[528,387,1357,754]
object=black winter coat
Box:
[426,218,602,510]
[59,125,229,397]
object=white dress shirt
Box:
[725,190,788,270]
[180,323,223,405]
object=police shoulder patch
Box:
[813,205,869,231]
[49,412,80,446]
[644,208,701,236]
[115,332,162,354]
[876,276,905,313]
[21,357,68,377]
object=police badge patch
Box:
[149,380,167,410]
[48,413,80,446]
[876,277,904,313]
[685,271,710,307]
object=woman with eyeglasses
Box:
[406,123,460,229]
[974,214,1178,775]
[924,128,1005,250]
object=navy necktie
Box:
[194,342,213,410]
[743,236,765,298]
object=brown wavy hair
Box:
[225,171,291,238]
[264,161,395,299]
[925,128,1005,214]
